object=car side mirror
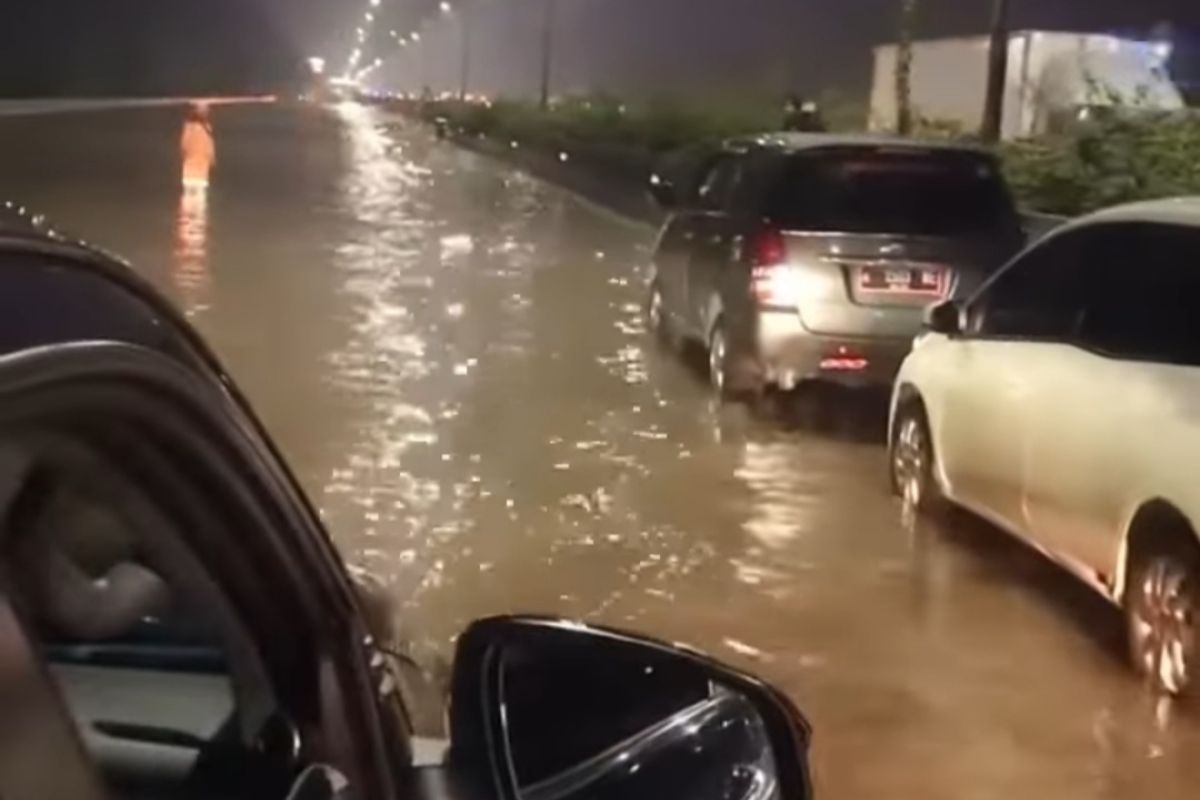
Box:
[924,300,962,335]
[447,616,812,800]
[285,765,351,800]
[647,173,677,209]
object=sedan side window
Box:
[971,230,1088,340]
[1078,223,1200,365]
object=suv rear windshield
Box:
[764,148,1018,236]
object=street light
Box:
[440,1,453,13]
[458,3,471,100]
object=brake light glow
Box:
[820,346,869,372]
[749,228,802,307]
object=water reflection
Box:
[172,186,211,317]
[10,104,1200,800]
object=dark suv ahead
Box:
[647,133,1024,396]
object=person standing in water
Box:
[782,95,828,133]
[180,102,216,191]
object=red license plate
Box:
[858,265,946,296]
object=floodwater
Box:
[3,102,1200,799]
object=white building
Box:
[871,32,1185,139]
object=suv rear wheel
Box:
[646,281,674,348]
[708,323,732,398]
[1125,545,1200,696]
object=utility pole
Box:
[459,5,471,100]
[419,41,428,93]
[981,0,1012,142]
[895,0,918,135]
[539,0,555,109]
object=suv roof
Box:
[725,132,991,157]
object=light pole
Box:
[411,32,426,93]
[539,0,556,109]
[459,4,472,100]
[981,0,1012,142]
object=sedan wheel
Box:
[890,407,938,512]
[1126,554,1198,696]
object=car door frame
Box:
[1025,222,1200,587]
[686,154,745,337]
[0,341,407,800]
[650,148,723,340]
[0,581,109,800]
[940,228,1089,534]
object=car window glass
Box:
[973,231,1087,339]
[695,158,741,211]
[0,441,287,800]
[765,148,1018,234]
[1078,223,1200,365]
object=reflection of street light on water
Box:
[174,183,211,318]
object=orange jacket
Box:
[181,121,216,182]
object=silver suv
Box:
[647,134,1024,396]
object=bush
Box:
[423,93,1200,216]
[1003,111,1200,215]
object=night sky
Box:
[0,0,1196,99]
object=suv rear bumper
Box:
[750,310,914,389]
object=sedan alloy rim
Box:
[893,416,926,508]
[1130,557,1196,695]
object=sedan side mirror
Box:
[448,616,812,800]
[285,765,351,800]
[923,300,962,335]
[647,173,677,210]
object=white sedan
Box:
[889,197,1200,696]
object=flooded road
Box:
[3,102,1200,799]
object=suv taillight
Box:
[748,228,800,307]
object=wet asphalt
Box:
[2,101,1199,799]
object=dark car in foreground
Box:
[646,133,1025,397]
[0,205,811,800]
